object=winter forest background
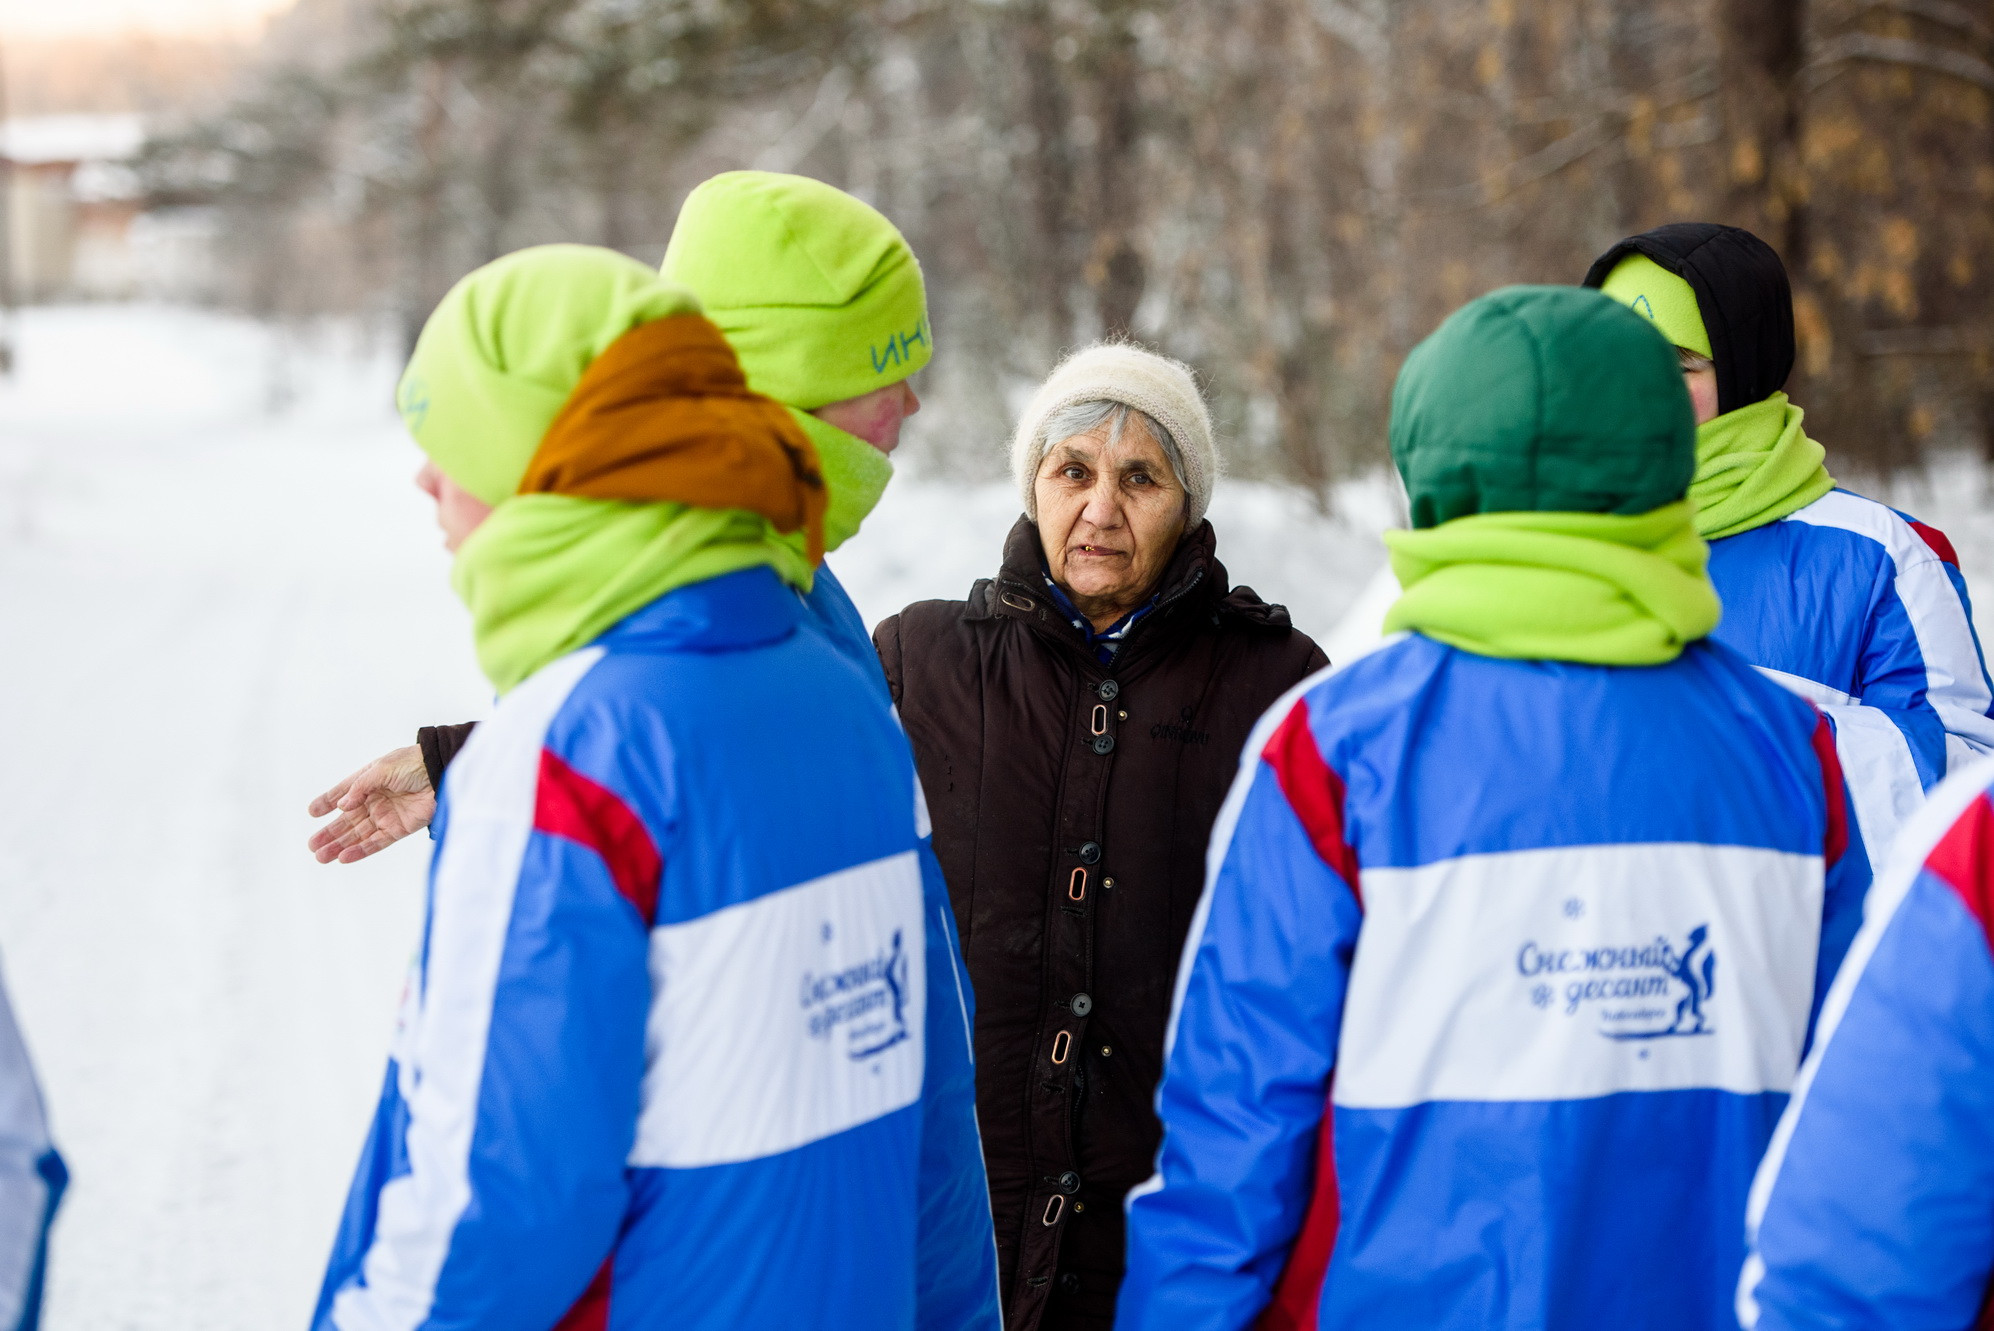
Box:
[107,0,1994,491]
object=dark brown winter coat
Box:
[874,517,1327,1331]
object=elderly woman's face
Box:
[1035,419,1190,628]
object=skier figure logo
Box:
[848,929,910,1059]
[1666,924,1716,1035]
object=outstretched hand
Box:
[307,745,436,864]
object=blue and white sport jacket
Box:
[1709,489,1994,865]
[1117,633,1870,1331]
[0,954,61,1331]
[315,566,1000,1331]
[1740,755,1994,1330]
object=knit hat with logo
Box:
[399,243,701,507]
[1010,342,1220,527]
[1583,222,1795,416]
[1597,254,1712,360]
[660,171,931,411]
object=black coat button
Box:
[1060,1272,1082,1294]
[1078,841,1101,864]
[1097,679,1120,701]
[1091,734,1115,755]
[1070,992,1093,1016]
[1058,1170,1081,1192]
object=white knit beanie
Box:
[1010,342,1219,527]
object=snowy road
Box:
[0,305,1392,1328]
[0,308,489,1328]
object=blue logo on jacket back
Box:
[800,927,910,1061]
[1518,924,1717,1040]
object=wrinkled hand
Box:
[307,745,436,864]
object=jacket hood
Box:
[1390,286,1695,528]
[1583,222,1795,416]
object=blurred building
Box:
[2,114,216,303]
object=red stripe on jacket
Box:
[552,1257,613,1331]
[1808,713,1850,869]
[1263,701,1361,899]
[1255,1086,1340,1331]
[534,748,663,924]
[1253,700,1357,1328]
[1923,790,1994,950]
[1908,519,1960,568]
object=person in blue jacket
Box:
[313,245,998,1331]
[0,952,61,1331]
[1116,286,1870,1331]
[1739,753,1994,1329]
[304,170,928,862]
[1585,224,1994,868]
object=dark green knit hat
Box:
[1389,285,1695,529]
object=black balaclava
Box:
[1582,223,1795,417]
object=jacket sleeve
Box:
[415,723,479,792]
[1931,557,1994,767]
[873,615,905,707]
[1118,700,1364,1331]
[315,760,655,1331]
[0,958,62,1331]
[1809,715,1873,1035]
[1743,765,1994,1331]
[913,836,1002,1330]
[1834,523,1994,858]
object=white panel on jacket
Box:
[631,850,927,1168]
[1334,842,1823,1109]
[340,645,605,1331]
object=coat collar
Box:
[599,564,803,653]
[973,517,1243,664]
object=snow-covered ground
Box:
[0,304,1393,1329]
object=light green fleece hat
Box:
[397,244,700,506]
[660,171,931,411]
[1599,253,1713,359]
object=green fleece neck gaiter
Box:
[1690,393,1835,540]
[788,408,893,555]
[453,495,814,694]
[1383,501,1721,665]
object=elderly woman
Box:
[874,344,1327,1331]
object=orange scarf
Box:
[522,314,828,562]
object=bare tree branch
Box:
[752,62,855,172]
[1807,31,1994,89]
[1306,0,1388,64]
[1862,325,1994,356]
[1862,0,1994,51]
